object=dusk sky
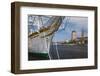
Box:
[28,16,88,42]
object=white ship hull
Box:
[28,16,64,58]
[28,34,52,54]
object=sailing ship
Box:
[28,16,64,59]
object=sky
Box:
[28,15,88,42]
[52,16,88,42]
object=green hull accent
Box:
[28,52,49,60]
